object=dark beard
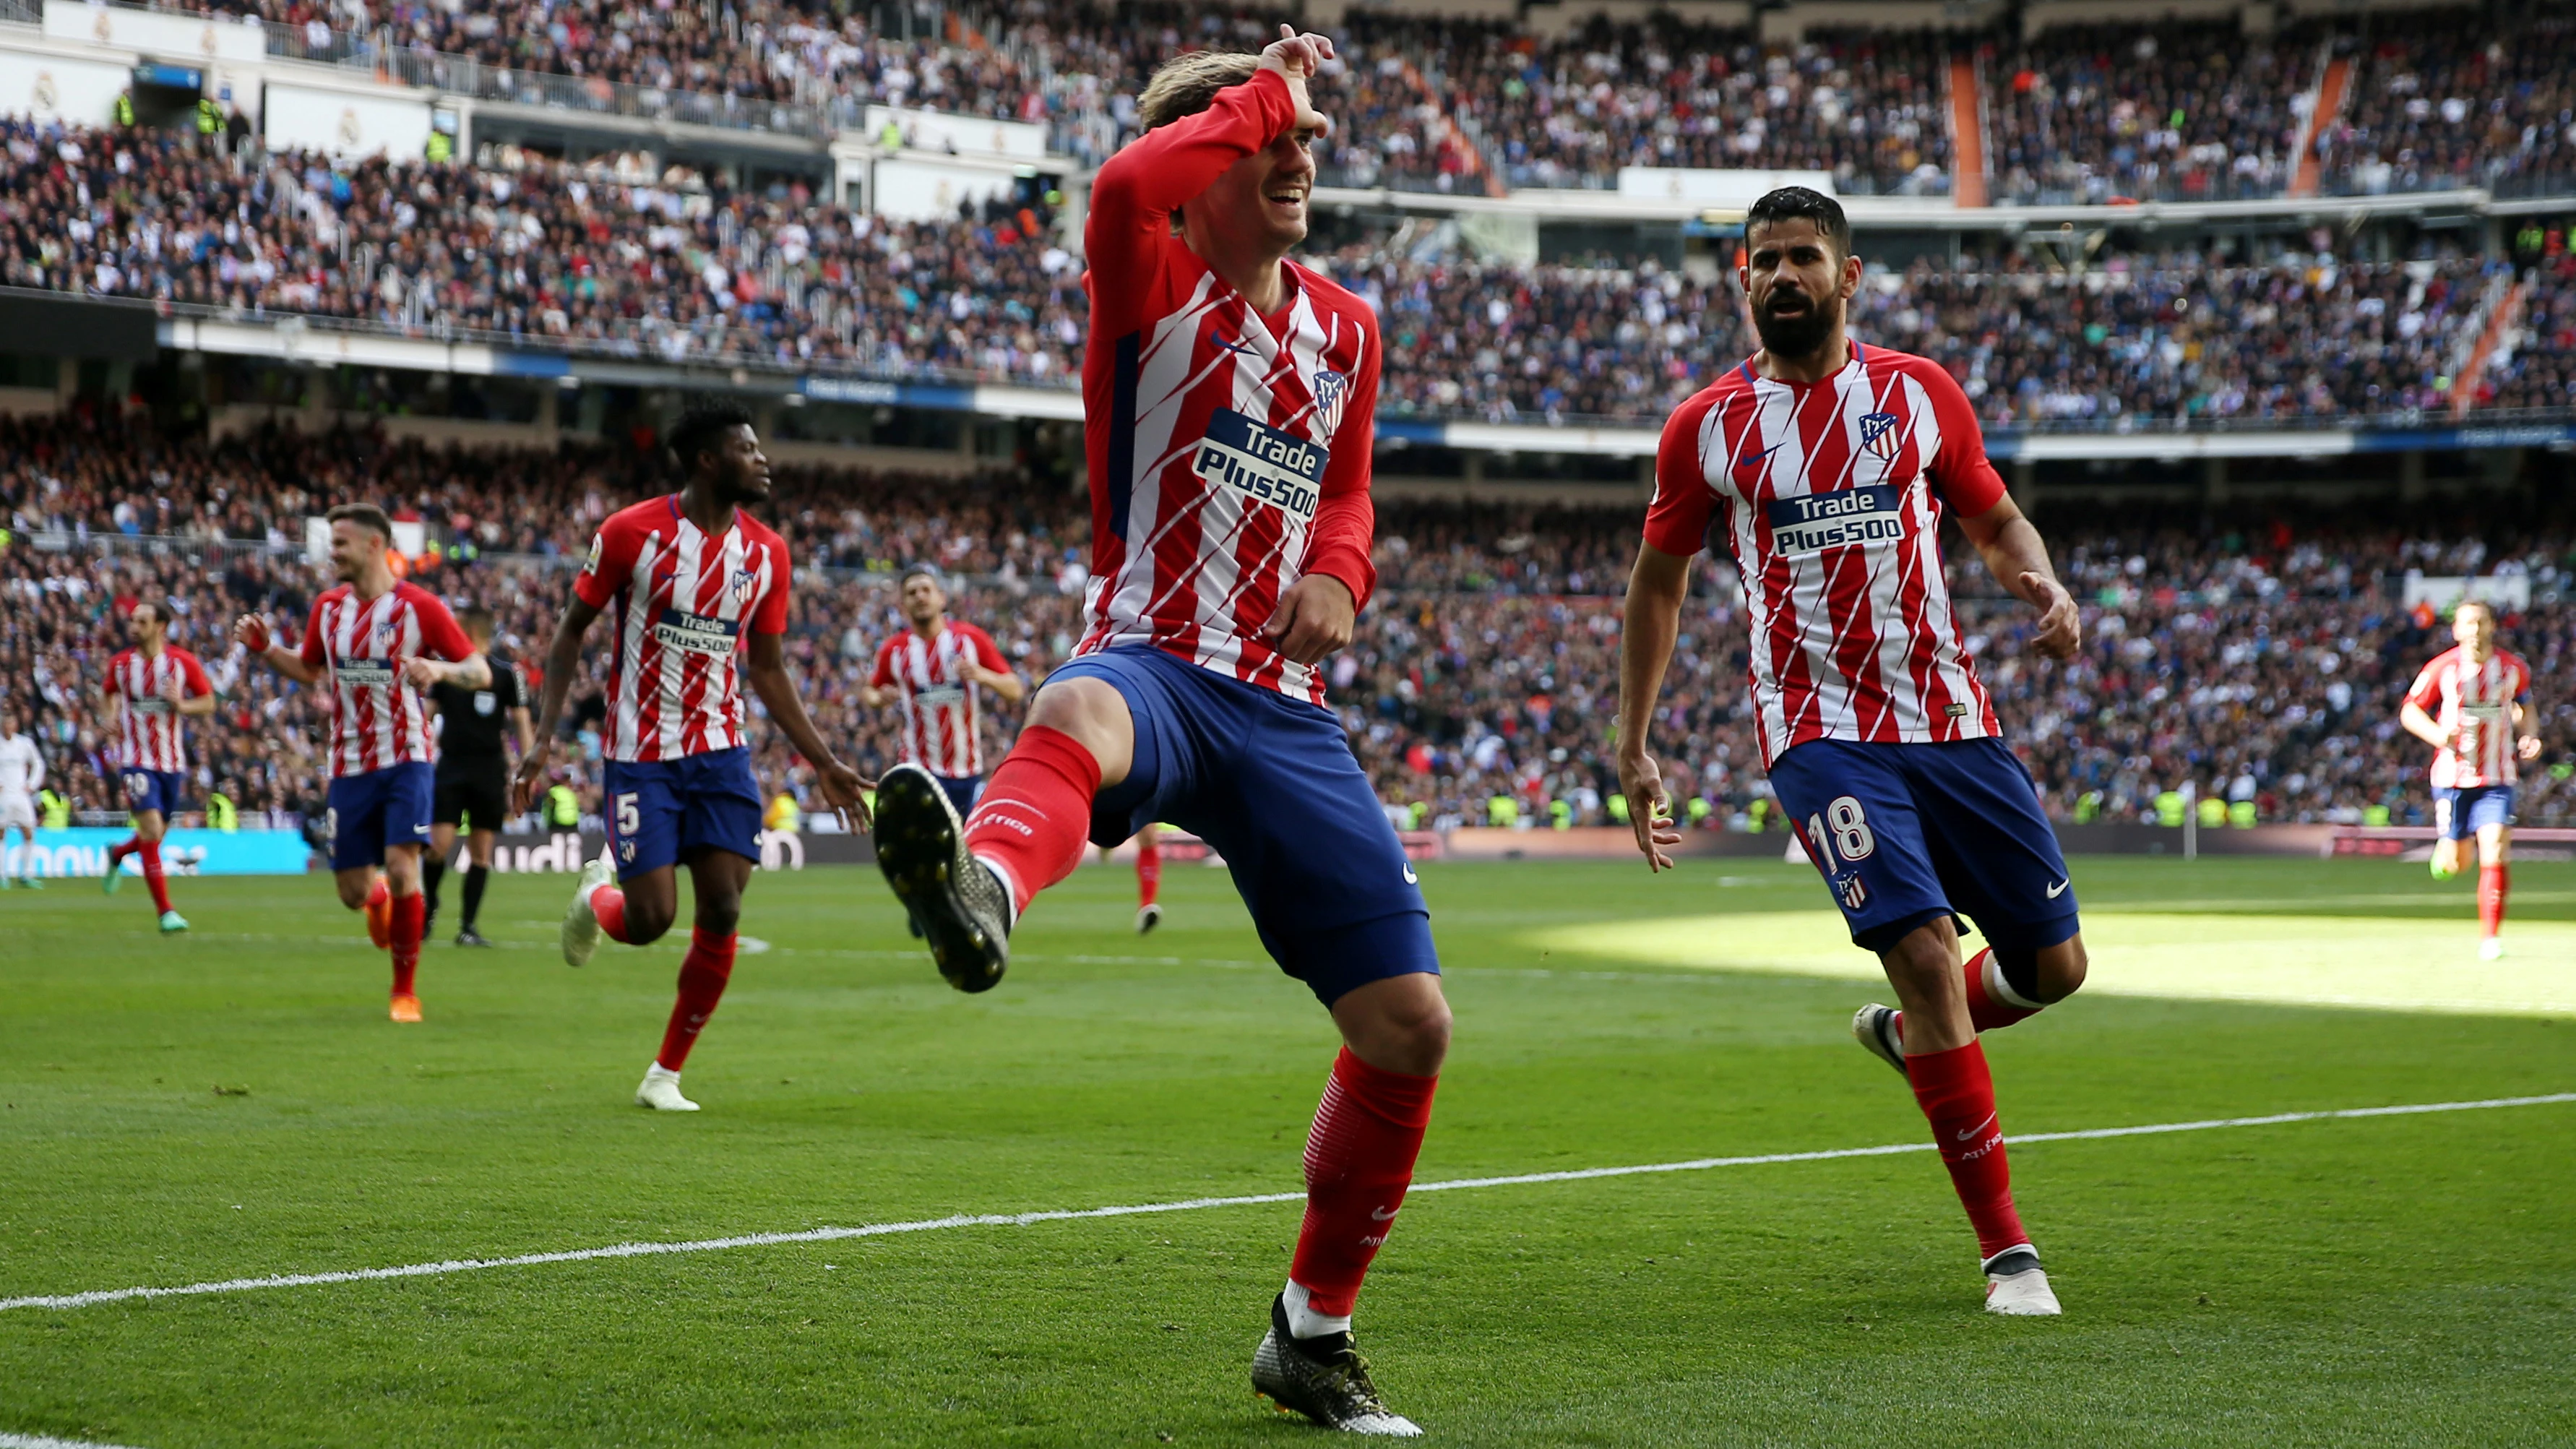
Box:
[1752,296,1838,361]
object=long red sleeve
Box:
[1299,325,1380,613]
[1085,67,1296,338]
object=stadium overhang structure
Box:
[1304,184,2524,233]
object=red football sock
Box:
[1288,1046,1440,1317]
[1964,947,2043,1033]
[139,840,174,914]
[963,725,1102,916]
[1905,1041,2028,1263]
[1136,836,1162,908]
[2478,863,2509,938]
[591,883,633,945]
[388,889,424,998]
[655,927,738,1072]
[108,835,139,866]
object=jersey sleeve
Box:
[749,536,792,636]
[2514,655,2534,703]
[1643,392,1720,557]
[1085,67,1297,338]
[869,639,897,689]
[298,598,329,668]
[2404,659,2445,713]
[1300,305,1381,611]
[103,653,126,700]
[1915,361,2009,515]
[497,662,525,710]
[178,650,212,697]
[965,624,1010,675]
[572,515,641,611]
[413,591,478,663]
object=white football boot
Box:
[1983,1247,2062,1316]
[561,854,613,968]
[634,1062,699,1112]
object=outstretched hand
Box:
[1259,24,1335,139]
[814,758,874,833]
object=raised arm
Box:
[233,611,324,687]
[1085,30,1328,332]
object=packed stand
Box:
[1987,20,2317,205]
[7,411,2572,836]
[2317,9,2576,199]
[1341,13,1951,196]
[2481,224,2576,414]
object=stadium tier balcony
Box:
[2317,9,2576,200]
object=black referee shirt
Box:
[432,663,522,775]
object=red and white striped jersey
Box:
[103,646,211,774]
[1647,342,2011,767]
[574,495,792,762]
[2407,645,2532,788]
[871,621,1009,778]
[296,583,476,778]
[1075,66,1380,708]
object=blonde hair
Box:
[1138,49,1263,133]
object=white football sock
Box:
[645,1062,681,1084]
[1282,1279,1351,1340]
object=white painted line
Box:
[4,1092,2566,1316]
[1,1434,152,1449]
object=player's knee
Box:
[1022,679,1130,775]
[694,896,742,937]
[335,880,371,911]
[1878,929,1955,997]
[624,897,679,942]
[2023,937,2087,1002]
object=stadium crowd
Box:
[11,111,2573,425]
[6,413,2569,840]
[140,0,2576,204]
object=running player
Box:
[100,600,215,933]
[521,400,866,1113]
[859,564,1023,815]
[0,704,43,889]
[234,504,489,1021]
[424,609,531,946]
[1616,187,2088,1318]
[2400,598,2540,958]
[868,30,1444,1433]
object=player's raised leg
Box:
[2475,812,2512,959]
[875,676,1123,992]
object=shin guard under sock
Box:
[1288,1047,1441,1317]
[1905,1040,2028,1262]
[139,840,174,914]
[1964,947,2045,1033]
[963,725,1102,916]
[2479,863,2509,938]
[1136,837,1162,908]
[388,890,424,997]
[655,927,738,1072]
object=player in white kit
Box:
[0,705,44,888]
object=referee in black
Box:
[425,608,533,946]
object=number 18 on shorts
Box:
[1767,738,2080,955]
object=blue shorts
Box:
[327,762,435,872]
[1049,646,1436,1006]
[934,773,981,816]
[1767,737,2080,955]
[2435,783,2516,840]
[603,746,763,880]
[120,768,186,819]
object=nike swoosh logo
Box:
[1736,442,1785,468]
[1369,1207,1400,1221]
[2046,880,2069,898]
[1401,864,1418,885]
[1957,1112,1999,1143]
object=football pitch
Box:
[6,856,2572,1448]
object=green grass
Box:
[4,856,2572,1447]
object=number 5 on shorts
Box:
[1806,795,1876,864]
[616,792,640,837]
